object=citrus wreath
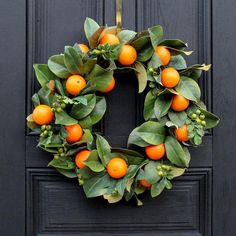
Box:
[27,18,219,205]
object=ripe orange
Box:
[101,77,115,93]
[32,105,54,125]
[155,46,171,65]
[107,157,128,179]
[75,150,91,168]
[145,144,165,160]
[64,124,83,143]
[139,179,151,189]
[174,124,189,142]
[161,67,180,88]
[118,45,137,66]
[78,44,89,53]
[99,34,120,45]
[66,75,87,96]
[171,94,190,112]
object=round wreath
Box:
[27,18,219,205]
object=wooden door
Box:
[0,0,235,235]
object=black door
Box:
[0,0,235,235]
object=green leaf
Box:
[55,110,78,125]
[64,46,83,74]
[32,93,40,106]
[33,64,57,87]
[168,110,187,127]
[96,134,111,166]
[128,121,166,146]
[55,79,65,96]
[197,108,220,129]
[148,25,163,48]
[134,62,148,93]
[148,53,162,69]
[48,54,70,79]
[56,168,77,178]
[143,90,156,120]
[83,172,115,198]
[84,160,105,172]
[78,96,106,128]
[168,55,187,70]
[168,166,186,179]
[37,87,54,106]
[164,136,189,167]
[159,39,187,49]
[143,161,161,184]
[176,76,201,102]
[70,94,96,120]
[103,193,123,203]
[48,157,75,170]
[84,17,100,42]
[117,30,136,44]
[151,178,166,197]
[154,95,172,119]
[88,64,113,91]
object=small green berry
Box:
[60,103,66,109]
[196,109,201,115]
[196,118,202,124]
[191,113,197,119]
[58,148,64,153]
[56,107,62,112]
[201,120,206,126]
[46,125,52,131]
[43,130,48,135]
[200,114,205,120]
[149,68,154,73]
[60,153,65,157]
[54,154,59,159]
[158,171,163,176]
[41,125,46,131]
[157,166,162,171]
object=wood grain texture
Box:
[0,0,26,235]
[212,0,236,235]
[27,168,211,236]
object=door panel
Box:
[1,0,236,235]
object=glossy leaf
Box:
[84,17,100,42]
[151,178,166,197]
[148,25,163,48]
[33,64,57,87]
[176,76,201,102]
[134,62,148,93]
[56,168,77,178]
[48,157,75,170]
[143,161,161,184]
[143,90,156,120]
[55,110,78,125]
[78,96,106,128]
[168,55,187,70]
[168,110,187,127]
[165,136,189,167]
[96,134,111,166]
[88,64,113,91]
[154,95,172,119]
[48,54,70,79]
[117,30,136,44]
[70,94,96,120]
[64,46,83,74]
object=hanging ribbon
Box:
[116,0,122,29]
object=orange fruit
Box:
[78,44,89,53]
[75,150,91,168]
[161,67,180,88]
[118,45,137,66]
[174,124,189,142]
[64,124,83,143]
[155,46,171,65]
[99,34,120,45]
[139,179,151,189]
[107,157,128,179]
[66,75,87,96]
[101,77,115,93]
[145,144,165,160]
[171,94,190,112]
[32,105,54,125]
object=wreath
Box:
[27,18,219,205]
